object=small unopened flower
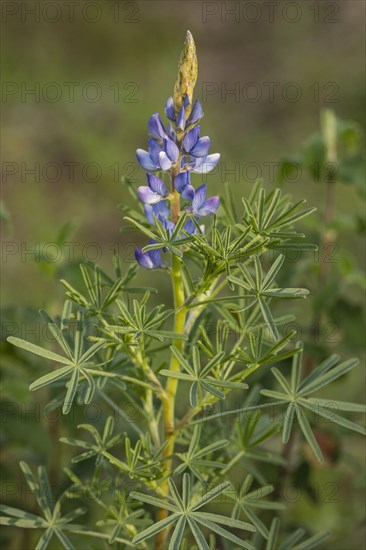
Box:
[166,97,204,128]
[148,113,168,140]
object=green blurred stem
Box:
[280,111,338,497]
[137,343,161,450]
[304,110,338,376]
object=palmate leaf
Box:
[224,419,285,485]
[226,475,284,540]
[227,255,309,339]
[187,218,268,285]
[61,261,139,312]
[105,296,187,346]
[236,328,300,371]
[124,214,192,258]
[96,503,151,544]
[7,465,142,548]
[7,305,107,414]
[131,473,256,549]
[60,416,124,466]
[190,386,286,484]
[0,462,87,550]
[161,346,247,408]
[103,434,163,481]
[175,425,229,485]
[260,344,365,462]
[240,186,316,241]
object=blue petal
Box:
[154,200,170,220]
[136,149,157,171]
[148,113,167,140]
[191,136,210,158]
[135,248,154,269]
[174,171,190,193]
[197,196,220,216]
[167,122,176,140]
[161,219,175,237]
[149,248,165,267]
[191,153,220,174]
[144,204,155,225]
[188,100,204,124]
[148,138,162,166]
[146,174,168,196]
[184,217,204,234]
[158,151,172,171]
[183,95,190,108]
[182,185,195,201]
[165,97,176,121]
[184,218,196,234]
[137,186,163,204]
[183,126,200,153]
[192,184,207,210]
[163,138,179,162]
[144,204,169,225]
[177,106,186,131]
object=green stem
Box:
[155,171,186,550]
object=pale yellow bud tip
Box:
[173,30,198,118]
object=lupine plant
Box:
[2,32,365,550]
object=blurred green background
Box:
[1,1,365,549]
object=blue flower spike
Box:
[134,31,220,268]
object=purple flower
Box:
[144,201,170,225]
[136,139,163,171]
[135,92,219,271]
[161,218,176,237]
[136,136,180,173]
[137,174,169,204]
[174,171,195,201]
[183,127,210,158]
[186,153,220,174]
[190,184,220,216]
[159,138,180,170]
[135,241,166,270]
[184,217,205,235]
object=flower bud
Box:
[173,30,198,118]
